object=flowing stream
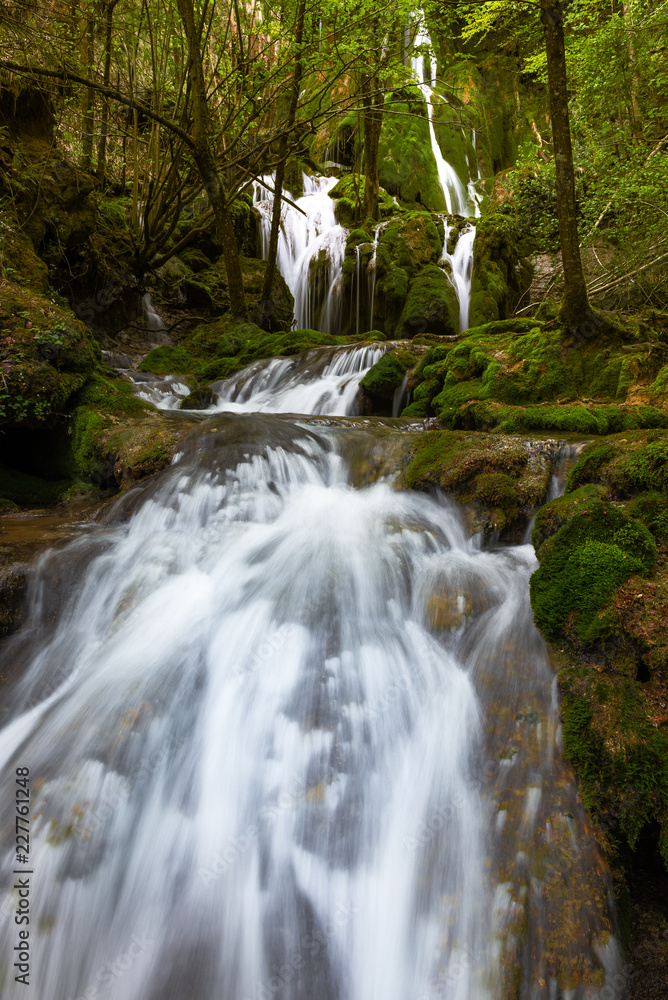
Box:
[1,341,619,1000]
[0,26,618,1000]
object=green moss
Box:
[139,319,354,385]
[626,492,668,540]
[67,370,154,480]
[532,484,607,553]
[559,666,668,865]
[328,174,395,225]
[0,281,99,427]
[137,345,196,376]
[530,502,657,645]
[566,444,616,493]
[469,211,530,327]
[360,351,415,401]
[377,90,445,210]
[607,439,668,496]
[398,266,459,338]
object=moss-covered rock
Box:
[405,317,668,430]
[66,370,192,488]
[0,208,49,292]
[530,500,657,645]
[138,317,356,384]
[469,211,532,327]
[529,430,668,875]
[559,666,668,866]
[397,265,459,338]
[0,281,99,427]
[0,146,98,268]
[403,429,553,532]
[328,174,395,225]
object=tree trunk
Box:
[361,73,383,221]
[540,0,590,327]
[97,0,120,185]
[80,16,95,171]
[260,0,306,316]
[176,0,247,317]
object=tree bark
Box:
[176,0,247,317]
[97,0,121,185]
[361,72,383,222]
[260,0,306,315]
[540,0,590,326]
[80,15,95,171]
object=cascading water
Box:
[440,222,476,333]
[141,293,167,339]
[410,26,478,331]
[0,405,619,1000]
[253,173,347,332]
[212,343,386,416]
[411,28,473,217]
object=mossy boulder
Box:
[405,318,668,431]
[138,317,356,384]
[403,429,553,532]
[0,281,99,427]
[559,666,668,866]
[533,431,668,671]
[358,348,420,414]
[67,371,192,488]
[530,500,657,645]
[397,266,459,339]
[1,149,98,268]
[469,211,532,328]
[0,208,49,292]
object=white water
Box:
[212,344,386,416]
[127,371,191,410]
[254,174,347,332]
[142,293,166,334]
[0,411,617,1000]
[411,29,473,217]
[440,223,476,332]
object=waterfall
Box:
[142,293,167,336]
[212,343,386,416]
[253,173,347,332]
[368,222,389,332]
[410,28,473,217]
[440,222,476,332]
[0,404,619,999]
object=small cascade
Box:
[355,245,361,336]
[142,293,167,338]
[212,343,386,416]
[467,128,483,219]
[392,373,410,417]
[125,370,191,410]
[411,28,473,217]
[368,222,389,331]
[253,173,347,332]
[440,222,476,332]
